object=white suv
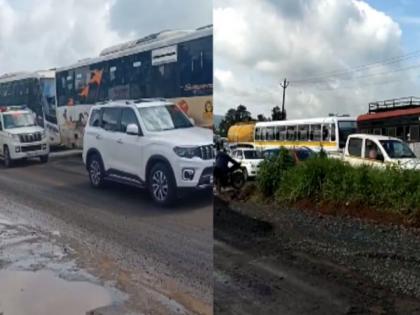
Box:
[231,148,264,178]
[0,106,49,167]
[82,99,214,206]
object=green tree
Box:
[272,106,286,120]
[218,105,253,137]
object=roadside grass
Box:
[255,151,420,223]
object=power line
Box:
[290,49,420,84]
[292,61,420,88]
[317,75,416,91]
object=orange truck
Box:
[227,122,256,145]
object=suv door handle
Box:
[117,139,123,144]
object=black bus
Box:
[55,25,213,148]
[0,71,60,145]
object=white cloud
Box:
[0,0,211,74]
[214,0,416,120]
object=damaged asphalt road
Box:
[0,156,213,315]
[214,196,420,315]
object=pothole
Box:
[0,269,114,315]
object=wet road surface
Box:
[0,156,213,314]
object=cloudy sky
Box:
[0,0,212,73]
[214,0,420,119]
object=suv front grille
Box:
[19,132,42,143]
[21,144,42,152]
[198,145,215,160]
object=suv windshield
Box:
[338,121,357,148]
[244,150,261,159]
[3,113,36,129]
[138,104,193,132]
[379,140,416,159]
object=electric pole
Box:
[280,78,289,120]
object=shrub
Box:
[256,147,295,196]
[253,155,420,218]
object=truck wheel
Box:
[148,162,176,206]
[3,146,13,168]
[88,154,105,188]
[242,167,248,180]
[40,155,49,164]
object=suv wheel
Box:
[88,154,105,188]
[3,146,13,168]
[148,162,176,206]
[40,155,49,164]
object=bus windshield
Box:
[379,140,416,159]
[138,104,193,132]
[338,121,357,148]
[3,113,36,129]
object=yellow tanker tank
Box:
[227,123,256,144]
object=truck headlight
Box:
[173,146,199,159]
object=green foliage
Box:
[256,156,420,217]
[256,148,295,196]
[218,105,253,137]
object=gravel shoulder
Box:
[214,195,420,314]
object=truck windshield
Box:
[138,104,193,132]
[3,113,36,129]
[379,140,416,159]
[338,121,357,148]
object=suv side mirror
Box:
[126,124,139,135]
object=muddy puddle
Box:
[0,269,113,315]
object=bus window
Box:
[255,127,261,141]
[261,127,266,141]
[275,126,280,140]
[322,125,330,141]
[338,121,357,149]
[287,126,296,141]
[267,127,274,140]
[310,124,321,141]
[348,138,362,157]
[299,125,309,141]
[396,126,405,140]
[410,125,420,142]
[331,124,336,141]
[279,126,286,141]
[388,127,396,137]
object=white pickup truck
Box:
[339,134,420,170]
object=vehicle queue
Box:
[224,97,420,180]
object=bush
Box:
[256,148,295,196]
[254,155,420,218]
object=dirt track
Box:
[214,196,420,315]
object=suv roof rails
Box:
[133,98,168,103]
[0,105,29,112]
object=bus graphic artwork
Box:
[55,24,213,149]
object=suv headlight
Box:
[41,130,47,139]
[9,134,20,142]
[173,146,199,159]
